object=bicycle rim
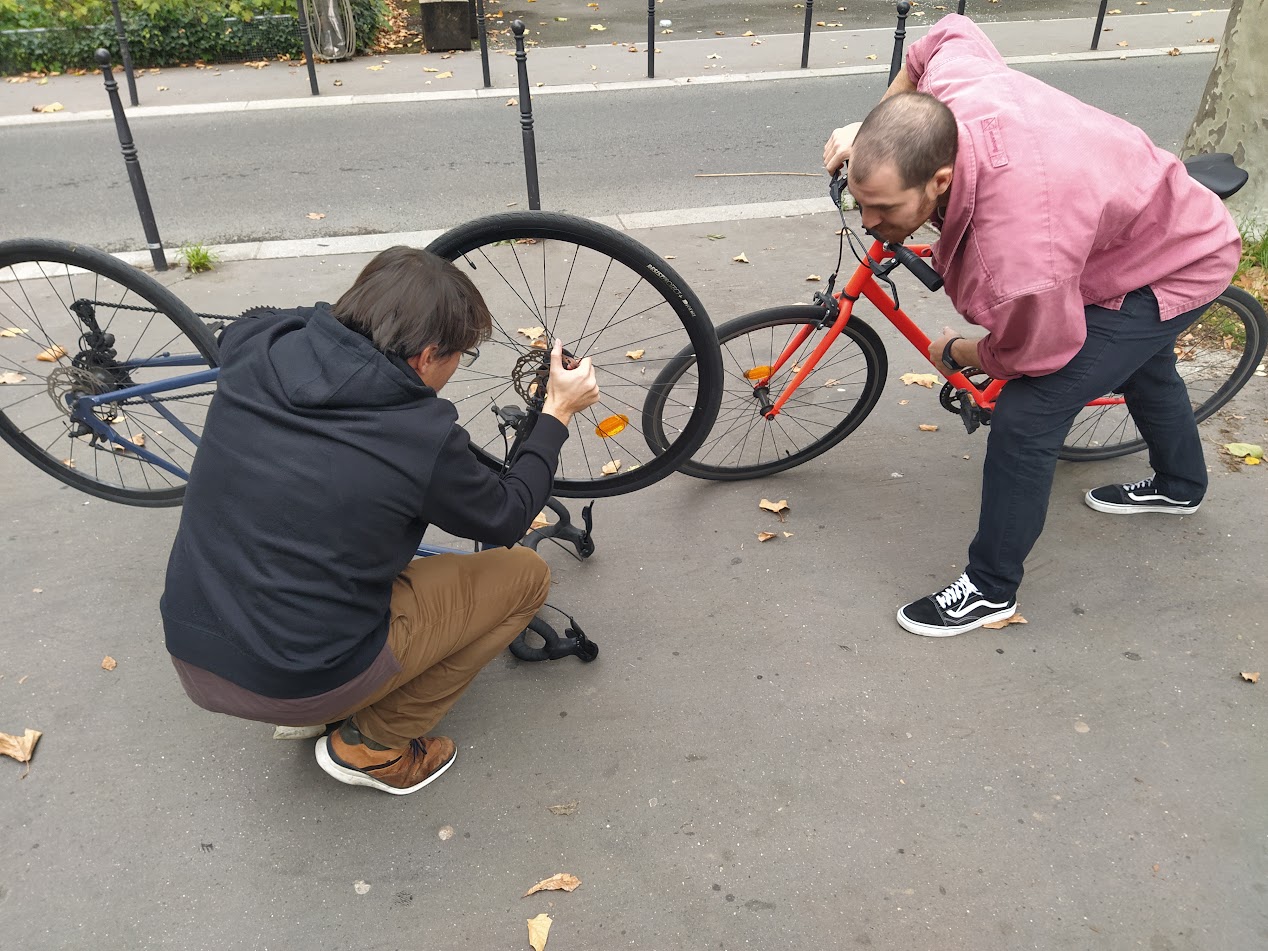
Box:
[0,239,218,506]
[427,212,722,498]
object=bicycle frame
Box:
[756,238,1126,422]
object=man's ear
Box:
[931,165,954,199]
[405,345,438,377]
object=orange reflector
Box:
[744,365,772,381]
[595,414,629,438]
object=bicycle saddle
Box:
[1182,152,1247,199]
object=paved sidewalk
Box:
[3,209,1266,951]
[1,10,1229,124]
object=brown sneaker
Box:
[315,719,457,795]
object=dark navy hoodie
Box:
[161,304,567,698]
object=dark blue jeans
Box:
[966,286,1209,600]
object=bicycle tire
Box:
[1060,286,1268,461]
[427,212,723,498]
[0,239,219,506]
[643,305,888,480]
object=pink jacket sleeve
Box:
[972,280,1088,380]
[905,14,1006,87]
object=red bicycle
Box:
[643,153,1267,479]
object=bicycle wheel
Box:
[1060,286,1268,461]
[643,305,887,480]
[427,212,722,498]
[0,239,218,506]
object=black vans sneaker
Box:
[897,572,1017,637]
[1084,477,1200,515]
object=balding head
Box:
[851,92,958,189]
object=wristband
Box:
[941,337,967,373]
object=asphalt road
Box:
[1,55,1214,251]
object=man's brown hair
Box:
[332,246,493,358]
[851,92,959,189]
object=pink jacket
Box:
[904,15,1240,379]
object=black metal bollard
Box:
[108,0,138,108]
[476,0,492,87]
[95,50,166,271]
[889,1,911,86]
[294,0,320,96]
[800,0,815,69]
[1090,0,1110,50]
[511,21,541,211]
[647,0,655,79]
[957,0,966,14]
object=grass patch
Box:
[178,243,219,274]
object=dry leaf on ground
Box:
[36,344,67,362]
[983,613,1028,629]
[782,531,794,538]
[353,880,371,894]
[759,498,790,516]
[547,800,578,816]
[306,212,326,220]
[806,274,821,281]
[113,433,145,452]
[101,656,117,671]
[523,873,581,898]
[625,349,645,360]
[756,531,777,542]
[1223,442,1263,460]
[0,728,41,763]
[436,71,453,79]
[732,253,750,264]
[601,459,622,475]
[1241,671,1260,683]
[0,327,29,337]
[0,371,27,385]
[517,326,546,340]
[900,372,939,388]
[918,424,939,432]
[32,102,64,113]
[527,914,552,951]
[529,510,551,531]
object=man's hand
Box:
[823,121,863,175]
[928,326,982,378]
[543,339,600,428]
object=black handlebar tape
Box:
[888,243,944,291]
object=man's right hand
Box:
[543,339,600,428]
[823,121,863,175]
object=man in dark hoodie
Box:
[161,246,600,795]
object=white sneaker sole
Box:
[897,603,1017,637]
[314,737,456,795]
[1084,492,1200,515]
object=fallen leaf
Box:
[0,371,27,385]
[306,212,326,220]
[601,459,622,475]
[707,53,721,59]
[523,873,581,898]
[506,97,519,106]
[436,71,453,79]
[555,16,568,21]
[1240,672,1259,683]
[983,613,1028,629]
[36,344,67,362]
[1167,47,1181,55]
[1117,40,1129,47]
[423,66,440,72]
[517,326,546,340]
[353,880,371,895]
[898,399,910,405]
[625,349,646,360]
[756,531,777,542]
[244,60,270,69]
[782,531,794,538]
[918,424,939,432]
[1074,721,1090,733]
[732,253,750,264]
[866,54,877,60]
[333,78,343,86]
[547,800,578,816]
[759,498,790,516]
[113,432,145,452]
[706,234,725,240]
[156,85,169,91]
[1224,442,1264,459]
[32,102,64,113]
[367,64,385,71]
[527,914,552,951]
[822,378,841,387]
[0,327,29,337]
[590,24,607,31]
[0,728,41,763]
[900,372,939,388]
[530,510,551,531]
[101,656,117,671]
[743,31,755,37]
[437,825,455,841]
[806,274,821,281]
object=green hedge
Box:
[0,1,387,74]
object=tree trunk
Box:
[1182,0,1267,227]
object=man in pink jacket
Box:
[823,15,1240,637]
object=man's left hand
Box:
[929,326,980,378]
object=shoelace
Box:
[1122,477,1154,492]
[934,573,978,609]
